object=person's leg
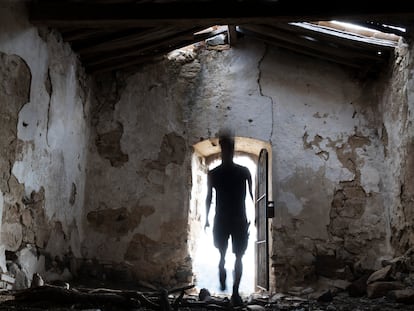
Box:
[230,254,244,306]
[233,254,243,295]
[230,220,249,305]
[214,219,229,291]
[219,247,227,291]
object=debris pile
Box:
[3,247,414,311]
[1,282,414,311]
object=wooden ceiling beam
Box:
[87,54,164,74]
[61,28,118,41]
[240,25,391,61]
[75,26,187,54]
[271,22,398,50]
[345,20,407,37]
[84,26,225,67]
[227,25,238,46]
[249,36,376,71]
[29,1,414,28]
[238,26,389,68]
[85,37,195,73]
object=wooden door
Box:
[255,148,269,290]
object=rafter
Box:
[29,1,414,28]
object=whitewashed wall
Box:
[187,38,401,291]
[0,3,90,287]
[81,36,403,291]
[1,1,414,293]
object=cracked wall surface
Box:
[381,41,414,256]
[262,48,393,291]
[82,38,414,292]
[0,3,91,288]
[0,52,31,270]
[82,57,195,287]
[2,1,414,296]
[0,52,30,195]
[185,39,404,292]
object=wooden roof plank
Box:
[64,27,155,44]
[29,1,414,28]
[84,26,224,67]
[75,26,188,54]
[239,25,390,63]
[289,22,398,48]
[238,26,389,69]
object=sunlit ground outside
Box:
[193,156,257,296]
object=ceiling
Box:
[28,1,414,75]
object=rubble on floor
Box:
[2,248,414,310]
[0,272,14,290]
[1,282,414,311]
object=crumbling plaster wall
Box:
[381,40,414,255]
[0,3,90,287]
[187,39,397,292]
[263,50,392,291]
[82,56,197,286]
[85,36,403,292]
[2,2,411,294]
[81,43,276,287]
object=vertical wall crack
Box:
[257,43,274,142]
[45,68,52,147]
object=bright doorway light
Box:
[192,155,257,296]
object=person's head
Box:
[219,131,235,164]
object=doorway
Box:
[189,137,272,295]
[192,155,256,295]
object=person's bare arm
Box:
[247,169,253,201]
[205,172,213,230]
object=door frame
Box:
[191,137,273,292]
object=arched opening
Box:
[188,137,272,296]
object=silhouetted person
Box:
[205,132,253,305]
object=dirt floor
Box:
[1,286,414,311]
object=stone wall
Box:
[186,39,402,292]
[381,40,414,255]
[0,3,90,287]
[83,36,409,292]
[81,56,198,286]
[2,1,414,294]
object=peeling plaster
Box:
[124,217,192,285]
[0,52,31,193]
[95,121,129,167]
[21,186,50,249]
[395,140,414,251]
[328,133,371,182]
[45,221,67,258]
[1,6,411,293]
[280,166,333,238]
[303,132,329,161]
[0,4,91,286]
[87,204,155,237]
[144,132,187,170]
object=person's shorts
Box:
[213,217,249,256]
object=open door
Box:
[255,148,269,291]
